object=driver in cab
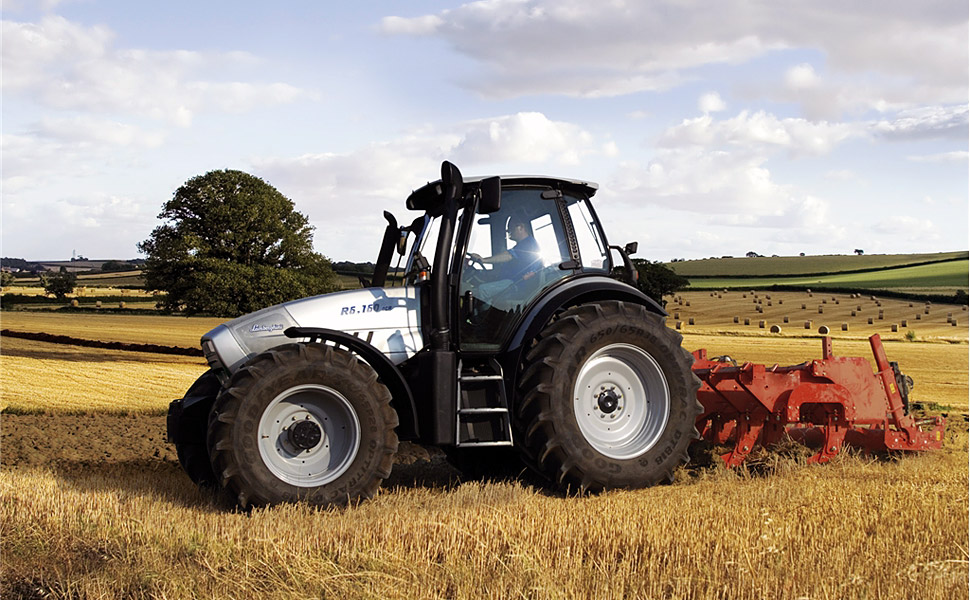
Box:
[467,216,543,302]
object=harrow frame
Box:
[691,335,945,467]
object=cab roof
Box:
[406,174,598,213]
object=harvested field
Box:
[1,295,967,599]
[0,336,207,414]
[0,311,223,348]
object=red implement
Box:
[691,335,945,467]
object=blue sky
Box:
[2,0,967,263]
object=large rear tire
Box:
[207,343,399,508]
[516,301,701,491]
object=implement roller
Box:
[691,334,946,467]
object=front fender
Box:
[284,327,420,440]
[167,369,221,444]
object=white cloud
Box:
[907,151,970,163]
[698,92,726,114]
[874,105,969,140]
[785,63,821,90]
[35,116,167,147]
[451,112,595,165]
[251,112,602,258]
[1,16,307,125]
[659,111,862,156]
[382,0,967,108]
[380,14,444,35]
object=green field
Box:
[686,259,969,293]
[668,251,968,277]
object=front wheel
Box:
[207,343,399,508]
[516,301,701,492]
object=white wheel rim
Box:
[257,384,361,487]
[572,343,670,460]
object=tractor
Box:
[168,161,944,508]
[168,161,701,507]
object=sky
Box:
[2,0,968,263]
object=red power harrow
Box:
[691,335,946,467]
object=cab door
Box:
[457,187,574,352]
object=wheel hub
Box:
[287,419,322,450]
[573,343,671,460]
[596,388,621,414]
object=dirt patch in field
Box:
[0,413,454,485]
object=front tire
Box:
[207,343,399,508]
[516,301,701,491]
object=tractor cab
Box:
[375,170,622,353]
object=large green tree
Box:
[138,170,337,316]
[632,259,690,307]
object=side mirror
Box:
[477,176,501,214]
[396,229,408,256]
[624,241,638,256]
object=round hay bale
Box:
[867,317,873,325]
[804,321,812,329]
[801,304,807,310]
[851,311,857,317]
[674,312,680,319]
[778,299,783,304]
[70,299,79,307]
[744,318,751,326]
[675,321,683,330]
[822,299,828,304]
[685,301,691,307]
[759,320,766,329]
[841,323,848,331]
[95,300,102,309]
[688,317,695,325]
[924,307,930,314]
[891,324,898,332]
[878,310,884,320]
[770,324,782,333]
[119,301,126,309]
[818,306,824,314]
[818,325,830,334]
[916,314,922,320]
[952,320,958,326]
[783,316,789,323]
[901,320,908,327]
[733,316,739,323]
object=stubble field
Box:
[1,290,967,599]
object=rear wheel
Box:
[516,301,701,491]
[207,343,399,508]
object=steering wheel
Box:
[465,253,486,270]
